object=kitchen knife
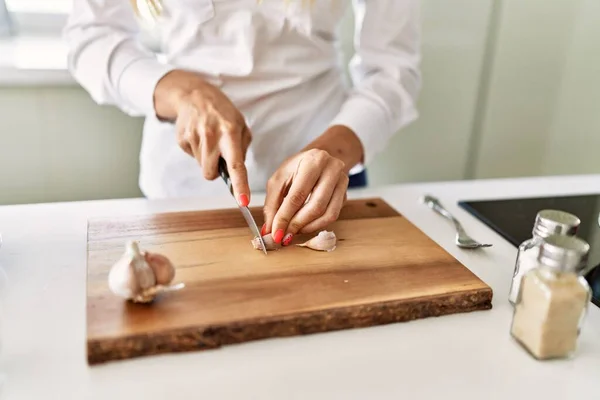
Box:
[218,156,268,255]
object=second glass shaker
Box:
[508,209,580,305]
[510,234,592,360]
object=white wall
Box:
[0,0,598,206]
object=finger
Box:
[221,128,251,206]
[177,133,193,157]
[263,174,288,236]
[299,174,348,234]
[282,169,339,244]
[241,126,252,160]
[176,107,197,158]
[199,119,220,180]
[186,126,202,164]
[270,158,322,244]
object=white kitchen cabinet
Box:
[472,0,600,179]
[345,0,494,186]
[0,87,145,204]
[543,0,600,176]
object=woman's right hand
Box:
[153,70,252,207]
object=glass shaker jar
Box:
[508,209,580,305]
[510,234,592,360]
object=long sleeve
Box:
[63,0,175,117]
[329,0,422,166]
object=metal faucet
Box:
[0,0,14,37]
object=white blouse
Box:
[64,0,421,199]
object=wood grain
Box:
[86,198,493,364]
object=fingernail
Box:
[261,223,267,236]
[273,229,284,244]
[282,233,293,246]
[239,194,249,207]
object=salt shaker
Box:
[510,234,592,360]
[508,209,580,305]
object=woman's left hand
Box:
[262,149,349,246]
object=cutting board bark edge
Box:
[86,287,492,365]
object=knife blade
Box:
[218,156,268,255]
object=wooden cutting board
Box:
[86,198,493,365]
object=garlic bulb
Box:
[296,230,337,252]
[108,241,183,303]
[108,241,155,299]
[251,234,282,251]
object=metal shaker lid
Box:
[538,234,590,273]
[532,209,580,238]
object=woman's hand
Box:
[262,149,350,245]
[154,70,252,206]
[262,125,364,245]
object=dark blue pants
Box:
[348,169,368,189]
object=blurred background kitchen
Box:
[0,0,598,206]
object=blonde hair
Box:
[130,0,162,20]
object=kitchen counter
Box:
[1,174,599,400]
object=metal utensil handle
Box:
[218,156,234,196]
[422,195,462,228]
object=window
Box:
[0,0,160,53]
[6,0,71,14]
[0,0,11,36]
[2,0,71,35]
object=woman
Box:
[64,0,421,246]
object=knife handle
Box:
[218,156,234,196]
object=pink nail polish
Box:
[282,233,293,246]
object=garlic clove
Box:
[296,230,337,252]
[144,251,175,285]
[108,250,141,300]
[251,234,282,251]
[127,241,157,290]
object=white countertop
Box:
[1,174,599,400]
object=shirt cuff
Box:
[112,52,176,118]
[329,96,391,166]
